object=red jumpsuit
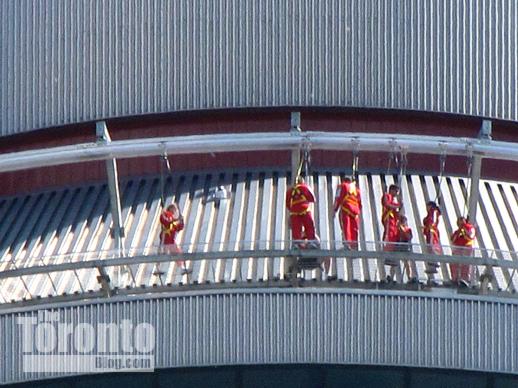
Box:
[450,220,476,283]
[381,193,400,251]
[398,222,414,279]
[286,182,316,241]
[160,209,185,267]
[160,209,184,245]
[334,180,362,249]
[398,223,413,248]
[423,207,442,254]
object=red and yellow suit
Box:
[422,208,442,254]
[381,193,400,251]
[398,222,414,278]
[450,220,476,283]
[398,224,413,246]
[160,209,185,267]
[160,209,184,245]
[286,183,316,241]
[334,181,362,249]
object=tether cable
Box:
[159,150,172,208]
[433,150,447,205]
[463,148,474,218]
[351,139,360,182]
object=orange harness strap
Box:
[382,209,396,223]
[289,186,308,209]
[340,206,357,218]
[458,227,475,246]
[162,220,180,236]
[341,192,359,214]
[423,225,439,237]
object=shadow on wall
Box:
[5,364,518,388]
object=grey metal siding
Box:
[0,289,517,384]
[1,0,517,136]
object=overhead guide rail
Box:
[0,131,517,173]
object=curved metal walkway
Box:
[0,168,517,305]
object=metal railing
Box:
[0,240,517,305]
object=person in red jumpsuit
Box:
[450,216,476,286]
[159,203,189,274]
[422,200,442,275]
[286,176,316,245]
[381,184,401,251]
[397,215,416,283]
[334,177,362,250]
[160,203,184,245]
[422,201,442,254]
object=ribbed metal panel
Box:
[0,289,517,384]
[1,168,518,302]
[1,0,517,135]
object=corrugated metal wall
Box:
[1,0,517,136]
[0,289,517,384]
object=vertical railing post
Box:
[96,121,125,255]
[96,121,125,291]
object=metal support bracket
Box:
[467,120,492,222]
[96,121,125,255]
[479,119,493,142]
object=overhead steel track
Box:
[0,131,517,173]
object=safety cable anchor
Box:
[388,138,402,165]
[465,142,474,159]
[161,149,169,163]
[438,142,447,163]
[301,135,312,164]
[351,137,360,152]
[388,138,398,152]
[159,143,172,171]
[301,135,312,153]
[159,141,167,155]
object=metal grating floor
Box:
[0,168,518,302]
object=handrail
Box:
[0,240,516,305]
[1,241,516,280]
[0,131,518,173]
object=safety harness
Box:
[456,224,475,247]
[340,185,360,217]
[161,219,182,237]
[382,194,398,223]
[289,185,309,215]
[422,208,440,238]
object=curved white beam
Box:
[0,131,517,173]
[1,248,517,280]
